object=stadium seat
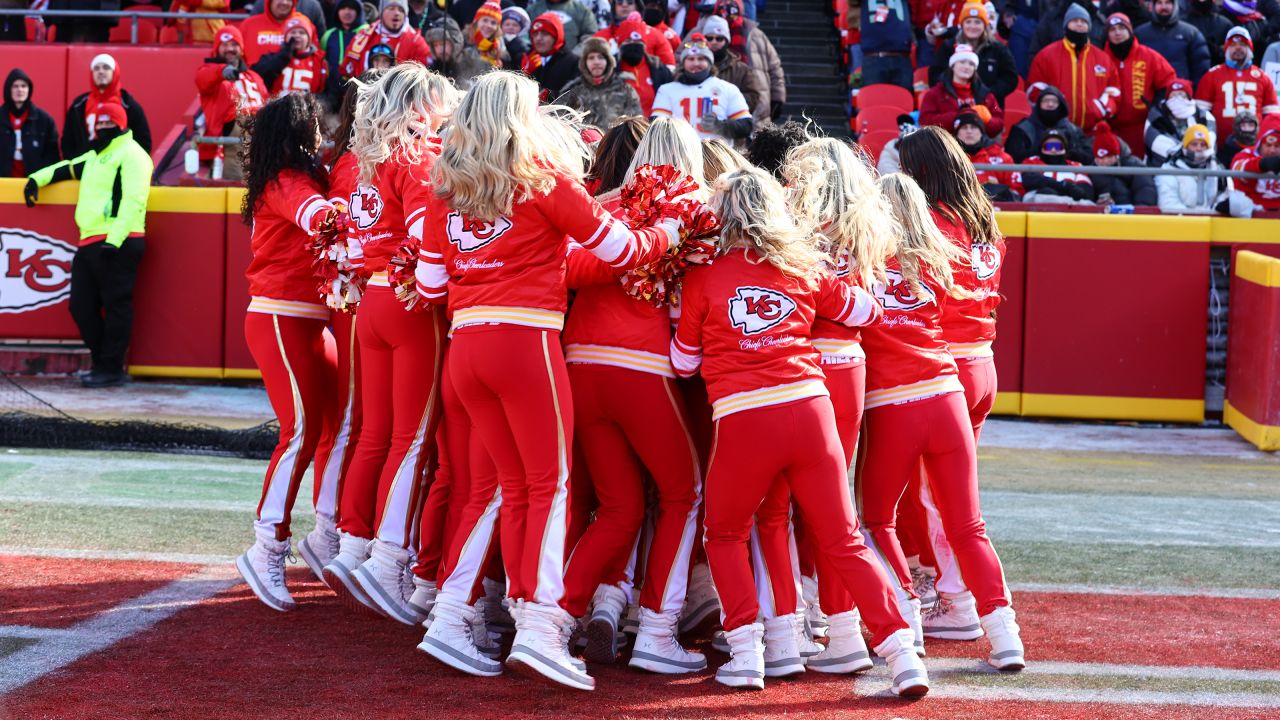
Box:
[856,105,905,136]
[854,83,914,113]
[857,129,898,165]
[24,17,55,41]
[109,18,159,44]
[1003,88,1031,140]
[130,4,165,31]
[159,25,193,45]
[913,66,931,107]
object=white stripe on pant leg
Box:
[255,315,308,536]
[749,526,778,620]
[438,485,503,604]
[315,314,360,521]
[534,331,571,607]
[621,533,640,603]
[920,476,967,595]
[656,377,704,616]
[786,513,805,612]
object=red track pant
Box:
[436,325,573,607]
[315,310,362,524]
[246,311,338,540]
[860,390,1010,617]
[336,286,444,547]
[561,364,702,617]
[704,396,907,644]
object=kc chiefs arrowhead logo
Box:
[447,212,513,253]
[971,242,1001,281]
[874,270,935,311]
[728,286,797,335]
[349,185,384,231]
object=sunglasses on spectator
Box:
[1041,140,1065,154]
[705,35,728,43]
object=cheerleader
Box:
[898,126,1006,642]
[671,166,927,696]
[320,65,460,625]
[560,117,706,674]
[858,173,1025,672]
[414,71,679,691]
[776,137,900,673]
[236,93,344,612]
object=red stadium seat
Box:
[854,83,914,113]
[130,4,165,31]
[109,18,159,44]
[856,105,906,136]
[159,25,194,45]
[913,66,930,107]
[1003,87,1031,140]
[858,129,898,165]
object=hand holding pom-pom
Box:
[312,207,364,312]
[387,244,427,312]
[617,165,721,307]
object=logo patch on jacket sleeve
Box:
[728,286,797,335]
[971,242,1002,280]
[874,269,936,311]
[349,185,384,230]
[447,212,513,252]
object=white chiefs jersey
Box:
[651,76,751,141]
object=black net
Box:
[0,372,277,459]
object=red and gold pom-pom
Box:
[617,165,722,307]
[387,244,425,312]
[312,208,365,312]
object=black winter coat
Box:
[0,69,60,177]
[927,37,1019,106]
[62,88,152,160]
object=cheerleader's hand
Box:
[659,216,683,248]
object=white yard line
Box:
[1010,581,1280,600]
[922,657,1280,683]
[0,494,250,512]
[0,546,236,565]
[0,625,78,640]
[856,684,1280,709]
[0,565,239,695]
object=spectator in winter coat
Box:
[1031,0,1105,57]
[528,0,600,53]
[1089,121,1156,205]
[502,6,532,70]
[242,0,312,64]
[1217,109,1258,166]
[559,36,644,128]
[640,0,682,56]
[616,17,674,115]
[253,16,329,97]
[1228,124,1280,214]
[1262,36,1280,91]
[953,110,1021,200]
[1184,0,1235,66]
[464,2,509,71]
[424,15,494,90]
[1146,77,1217,165]
[1,69,59,178]
[1196,27,1280,137]
[859,0,915,91]
[1104,12,1175,158]
[1030,4,1121,134]
[703,15,770,123]
[596,0,675,66]
[1101,0,1151,28]
[1021,128,1097,203]
[321,0,369,98]
[1134,0,1211,83]
[1007,83,1093,162]
[63,54,152,161]
[341,0,431,78]
[928,1,1019,106]
[1157,123,1239,214]
[195,26,269,172]
[687,0,786,119]
[524,13,580,100]
[920,44,1005,136]
[171,0,231,45]
[876,113,917,175]
[652,33,753,142]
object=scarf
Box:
[728,17,748,62]
[473,30,502,67]
[522,52,550,75]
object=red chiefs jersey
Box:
[1028,40,1120,131]
[564,193,678,377]
[415,174,673,332]
[620,59,659,116]
[671,248,881,420]
[341,23,430,78]
[349,144,439,275]
[810,253,867,368]
[860,258,962,409]
[933,207,1002,358]
[971,144,1019,188]
[1104,41,1176,141]
[271,51,327,97]
[246,169,333,318]
[328,151,358,205]
[194,63,267,160]
[1230,144,1280,211]
[240,11,307,65]
[595,25,676,66]
[1195,64,1280,138]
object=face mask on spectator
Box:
[1236,122,1258,146]
[1040,137,1067,164]
[1166,96,1195,119]
[1036,100,1066,126]
[643,6,665,25]
[620,43,646,65]
[91,125,124,152]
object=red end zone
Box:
[0,555,199,629]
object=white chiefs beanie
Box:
[950,44,979,68]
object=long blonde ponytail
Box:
[876,173,970,300]
[711,166,826,285]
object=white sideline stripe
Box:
[922,657,1280,683]
[1010,581,1280,600]
[0,494,250,512]
[0,625,78,640]
[855,684,1280,709]
[0,546,237,565]
[0,565,238,695]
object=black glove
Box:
[222,64,241,81]
[1260,156,1280,173]
[23,178,38,208]
[1215,198,1232,215]
[770,100,785,121]
[1062,183,1088,201]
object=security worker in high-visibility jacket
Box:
[24,101,152,388]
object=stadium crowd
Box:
[1,0,1279,214]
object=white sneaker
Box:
[236,531,297,612]
[899,595,926,657]
[470,597,502,659]
[874,628,930,697]
[584,584,627,664]
[793,610,824,659]
[629,607,707,674]
[323,531,381,616]
[711,629,729,652]
[980,605,1026,671]
[418,597,503,677]
[801,575,828,638]
[482,577,515,635]
[352,539,426,626]
[762,615,805,677]
[298,515,339,587]
[910,563,938,609]
[807,610,873,674]
[409,576,438,620]
[923,591,984,641]
[507,600,595,691]
[679,563,721,634]
[715,622,765,690]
